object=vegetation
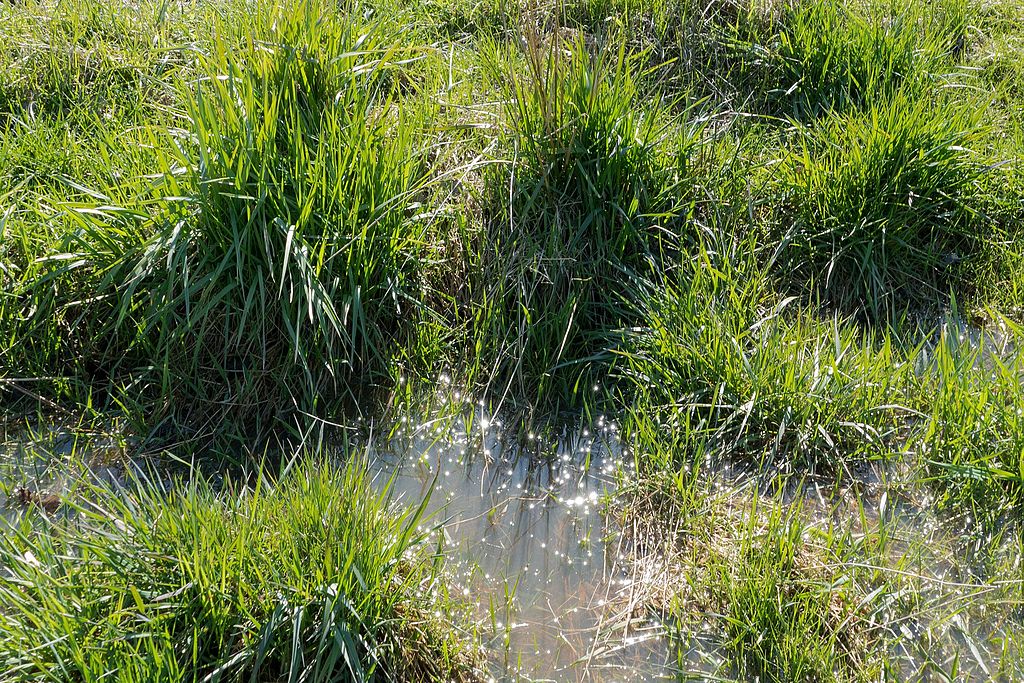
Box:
[2,0,1024,678]
[0,456,479,681]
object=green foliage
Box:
[778,91,992,316]
[768,0,970,115]
[619,238,911,470]
[0,0,179,123]
[716,508,865,683]
[917,325,1024,524]
[22,2,435,444]
[0,458,478,682]
[5,0,1024,679]
[477,33,693,406]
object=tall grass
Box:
[0,458,480,682]
[475,32,696,407]
[25,3,436,445]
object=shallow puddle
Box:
[0,420,127,523]
[5,410,1018,681]
[371,411,676,682]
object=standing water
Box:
[372,410,675,682]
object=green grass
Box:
[622,440,1024,681]
[619,237,913,471]
[2,0,1024,676]
[776,90,996,316]
[0,456,480,682]
[767,0,971,116]
[471,30,698,406]
[914,321,1024,526]
[6,1,444,446]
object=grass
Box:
[766,0,972,116]
[915,321,1024,526]
[0,456,480,682]
[1,0,1024,677]
[618,237,913,471]
[620,433,1024,681]
[472,30,693,406]
[776,89,995,316]
[6,1,442,447]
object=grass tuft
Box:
[778,90,993,317]
[620,238,911,471]
[0,457,480,682]
[20,2,436,445]
[477,31,694,406]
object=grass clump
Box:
[915,326,1024,526]
[622,454,1024,682]
[765,0,971,115]
[712,508,870,683]
[479,32,692,405]
[31,3,436,444]
[621,468,881,682]
[778,91,993,317]
[0,459,480,682]
[620,241,910,471]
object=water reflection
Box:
[0,421,126,523]
[373,412,675,682]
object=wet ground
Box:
[371,411,677,682]
[2,397,1021,681]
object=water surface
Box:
[372,411,676,682]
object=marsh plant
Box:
[0,458,480,682]
[2,0,1024,677]
[477,30,698,405]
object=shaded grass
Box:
[474,31,699,408]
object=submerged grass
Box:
[915,322,1024,527]
[620,434,1024,681]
